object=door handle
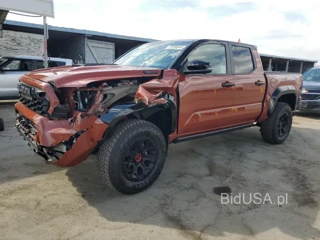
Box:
[222,81,235,88]
[255,80,265,86]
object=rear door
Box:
[231,45,266,125]
[178,42,235,136]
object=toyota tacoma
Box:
[15,39,302,194]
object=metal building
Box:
[1,20,155,64]
[1,20,318,72]
[260,54,317,73]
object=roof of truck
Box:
[156,39,257,49]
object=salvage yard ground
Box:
[0,103,319,240]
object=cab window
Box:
[184,44,227,74]
[2,59,33,71]
[232,46,255,74]
[36,60,66,69]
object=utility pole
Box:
[43,16,49,68]
[0,0,54,67]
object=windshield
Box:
[114,40,193,69]
[0,57,8,67]
[303,68,320,82]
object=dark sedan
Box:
[299,67,320,112]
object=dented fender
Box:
[99,69,181,136]
[99,98,177,136]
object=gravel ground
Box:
[0,103,319,240]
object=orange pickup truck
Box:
[15,39,302,194]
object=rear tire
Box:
[0,118,4,131]
[260,102,292,144]
[97,119,167,194]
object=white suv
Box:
[0,56,72,99]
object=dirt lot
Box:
[0,103,319,240]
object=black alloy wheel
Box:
[277,112,290,137]
[122,137,158,182]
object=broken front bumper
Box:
[15,102,108,167]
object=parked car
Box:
[299,66,320,112]
[15,39,302,194]
[0,56,72,99]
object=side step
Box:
[173,123,255,143]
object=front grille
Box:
[301,94,320,101]
[16,113,38,148]
[18,83,50,115]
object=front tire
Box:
[260,102,292,144]
[97,119,167,194]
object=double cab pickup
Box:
[15,39,302,194]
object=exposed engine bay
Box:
[15,69,180,166]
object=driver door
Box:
[178,42,235,136]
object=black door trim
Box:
[173,123,255,143]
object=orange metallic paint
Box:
[19,75,60,114]
[25,65,162,88]
[256,72,302,123]
[232,49,266,125]
[15,41,303,168]
[15,102,108,167]
[178,74,235,135]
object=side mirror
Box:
[184,60,213,74]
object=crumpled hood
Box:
[21,64,162,88]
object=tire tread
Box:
[260,102,292,144]
[97,119,166,194]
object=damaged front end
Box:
[15,69,180,167]
[15,103,107,167]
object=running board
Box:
[173,123,255,143]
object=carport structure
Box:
[2,20,155,65]
[260,53,317,73]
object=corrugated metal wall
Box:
[0,30,43,56]
[85,39,115,64]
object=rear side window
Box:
[49,61,66,67]
[3,59,33,71]
[36,61,44,69]
[232,46,254,74]
[36,60,66,69]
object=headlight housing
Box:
[301,88,308,93]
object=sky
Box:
[6,0,320,63]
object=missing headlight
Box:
[74,90,97,111]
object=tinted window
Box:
[3,59,33,71]
[185,44,227,74]
[0,57,8,66]
[49,61,66,67]
[232,46,254,74]
[36,60,66,69]
[36,61,44,69]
